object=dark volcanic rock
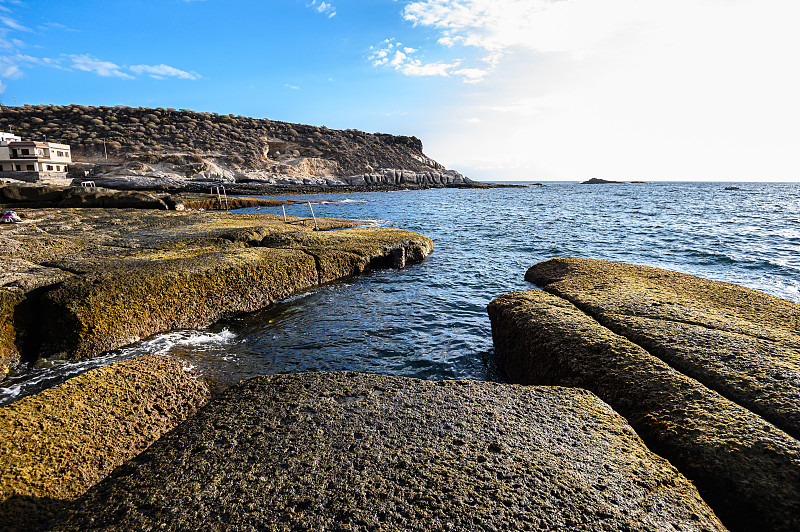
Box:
[55,372,725,531]
[0,184,168,209]
[581,178,623,184]
[488,258,800,532]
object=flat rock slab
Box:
[489,258,800,532]
[0,354,209,530]
[56,372,725,531]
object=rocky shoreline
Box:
[489,258,800,532]
[2,197,798,530]
[0,204,432,378]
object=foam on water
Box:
[0,328,237,405]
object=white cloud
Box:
[397,0,800,181]
[67,54,133,79]
[0,56,21,79]
[0,15,29,32]
[38,22,78,32]
[129,63,199,80]
[368,38,478,82]
[308,0,336,18]
[285,83,300,90]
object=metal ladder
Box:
[210,186,229,210]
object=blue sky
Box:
[2,0,800,181]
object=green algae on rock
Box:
[55,372,725,531]
[0,354,209,530]
[0,209,432,371]
[488,258,800,532]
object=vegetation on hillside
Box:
[0,104,443,177]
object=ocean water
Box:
[2,181,799,403]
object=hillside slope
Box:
[0,104,477,188]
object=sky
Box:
[1,0,799,182]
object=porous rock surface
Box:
[56,372,725,531]
[0,208,432,376]
[0,354,209,530]
[488,258,800,532]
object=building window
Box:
[15,165,21,171]
[47,165,53,171]
[0,165,3,171]
[26,164,34,171]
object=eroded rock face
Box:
[0,184,169,209]
[0,354,209,530]
[55,372,725,531]
[488,258,800,532]
[0,209,432,372]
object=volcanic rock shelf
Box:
[54,372,725,531]
[488,258,800,532]
[0,208,432,378]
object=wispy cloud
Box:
[285,83,300,90]
[129,63,200,80]
[67,54,133,79]
[308,0,336,18]
[0,15,29,32]
[38,21,78,32]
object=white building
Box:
[0,132,72,183]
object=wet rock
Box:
[55,372,725,531]
[0,354,209,530]
[488,258,800,532]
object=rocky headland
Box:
[488,258,800,532]
[0,104,489,191]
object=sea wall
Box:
[0,354,209,530]
[488,258,800,532]
[54,372,725,531]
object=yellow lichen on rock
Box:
[490,259,800,532]
[0,208,433,370]
[0,354,209,528]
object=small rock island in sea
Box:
[1,105,797,531]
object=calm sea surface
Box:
[3,181,799,403]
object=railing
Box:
[9,153,48,160]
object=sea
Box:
[2,181,799,404]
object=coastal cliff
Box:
[0,104,479,189]
[488,258,800,532]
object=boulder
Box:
[488,258,800,532]
[0,354,209,530]
[526,258,800,439]
[55,372,725,531]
